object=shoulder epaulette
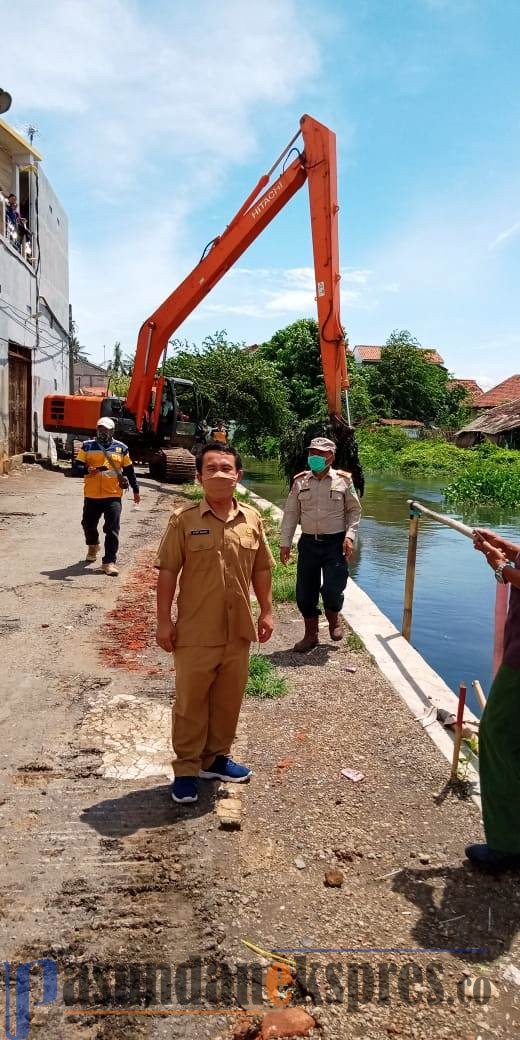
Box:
[240,501,261,518]
[293,470,310,480]
[336,470,353,479]
[171,501,199,519]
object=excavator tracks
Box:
[155,447,197,484]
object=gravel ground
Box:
[200,613,520,1039]
[1,467,519,1040]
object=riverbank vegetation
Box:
[356,428,520,507]
[113,320,518,507]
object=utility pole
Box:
[68,303,74,394]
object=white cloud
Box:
[490,220,520,250]
[196,265,385,324]
[70,208,190,358]
[6,0,323,354]
[6,0,319,189]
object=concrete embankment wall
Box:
[239,483,480,799]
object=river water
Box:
[241,457,519,715]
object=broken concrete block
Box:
[216,796,242,830]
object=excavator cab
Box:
[146,376,208,482]
[161,377,205,448]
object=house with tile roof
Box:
[471,374,520,410]
[447,378,483,405]
[353,345,445,367]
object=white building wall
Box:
[0,164,69,463]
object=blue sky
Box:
[4,0,520,387]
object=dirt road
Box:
[1,465,519,1039]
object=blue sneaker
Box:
[199,756,252,782]
[171,777,198,803]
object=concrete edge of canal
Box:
[238,482,482,808]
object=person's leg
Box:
[476,664,520,855]
[102,498,122,564]
[294,536,322,651]
[321,536,349,639]
[172,645,223,776]
[200,639,251,772]
[82,498,103,549]
[296,537,322,618]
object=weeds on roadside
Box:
[179,482,203,501]
[246,654,287,699]
[345,629,365,652]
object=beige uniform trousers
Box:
[172,639,250,776]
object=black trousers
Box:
[296,532,348,619]
[82,497,122,564]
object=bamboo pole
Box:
[407,499,475,539]
[451,682,467,779]
[402,511,419,641]
[472,679,487,712]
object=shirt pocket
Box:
[330,491,344,502]
[239,531,260,551]
[186,532,215,553]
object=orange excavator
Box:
[44,114,352,483]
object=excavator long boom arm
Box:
[126,115,349,430]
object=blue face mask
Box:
[308,454,328,474]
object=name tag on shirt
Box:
[190,528,211,535]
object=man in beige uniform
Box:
[155,442,274,804]
[280,437,361,652]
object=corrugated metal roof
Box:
[377,418,424,427]
[457,398,520,436]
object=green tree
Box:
[70,320,89,362]
[367,330,468,425]
[346,355,376,424]
[164,332,290,456]
[258,319,326,421]
[106,341,134,376]
[258,318,374,426]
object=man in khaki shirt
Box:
[155,442,274,804]
[280,436,361,651]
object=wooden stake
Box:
[472,679,487,712]
[402,513,419,642]
[451,682,467,780]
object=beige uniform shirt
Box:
[155,498,274,647]
[280,468,362,546]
